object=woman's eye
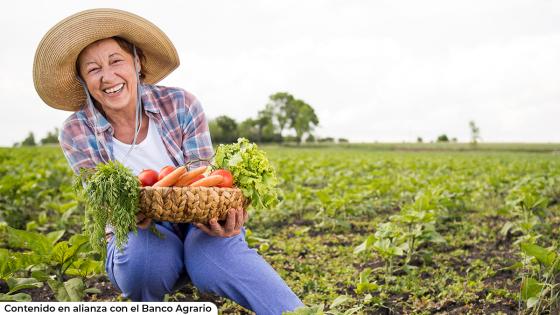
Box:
[112,59,123,64]
[88,68,100,74]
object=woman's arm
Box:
[180,95,214,167]
[59,119,98,175]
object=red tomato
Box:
[138,169,159,187]
[211,169,234,188]
[158,166,175,181]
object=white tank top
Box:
[112,117,176,175]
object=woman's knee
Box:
[106,225,184,301]
[183,227,246,290]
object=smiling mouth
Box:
[103,83,125,95]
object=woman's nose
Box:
[100,68,118,83]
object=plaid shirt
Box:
[59,84,214,175]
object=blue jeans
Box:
[105,223,303,314]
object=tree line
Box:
[14,129,59,147]
[209,92,321,144]
[16,96,482,147]
[416,120,482,145]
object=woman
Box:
[33,8,303,314]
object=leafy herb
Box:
[73,161,139,256]
[214,138,278,210]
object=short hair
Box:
[75,36,148,80]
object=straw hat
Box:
[33,8,180,111]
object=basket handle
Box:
[185,153,216,169]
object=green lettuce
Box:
[214,138,278,210]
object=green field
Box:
[1,145,559,314]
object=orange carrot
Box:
[152,166,187,187]
[181,174,205,186]
[189,175,224,187]
[175,165,208,187]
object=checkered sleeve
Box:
[180,92,214,168]
[59,116,97,175]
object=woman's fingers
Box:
[243,208,249,224]
[195,209,245,237]
[136,212,152,229]
[209,218,225,235]
[136,212,145,223]
[224,209,237,233]
[137,217,152,229]
[195,222,214,235]
[234,208,244,231]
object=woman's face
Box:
[78,38,140,113]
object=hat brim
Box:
[33,8,179,111]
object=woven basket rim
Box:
[140,186,242,191]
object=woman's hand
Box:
[194,208,248,237]
[136,212,152,229]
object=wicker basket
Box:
[139,186,246,223]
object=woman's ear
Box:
[134,55,141,74]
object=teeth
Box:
[104,83,124,94]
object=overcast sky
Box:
[1,0,559,146]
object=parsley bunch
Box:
[74,161,139,256]
[214,138,279,210]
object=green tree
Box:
[267,92,319,143]
[255,108,273,143]
[318,137,334,143]
[292,100,319,143]
[469,120,481,145]
[208,119,222,143]
[41,128,60,145]
[436,134,449,143]
[21,132,36,146]
[306,134,316,143]
[238,118,259,142]
[208,115,238,144]
[267,92,295,135]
